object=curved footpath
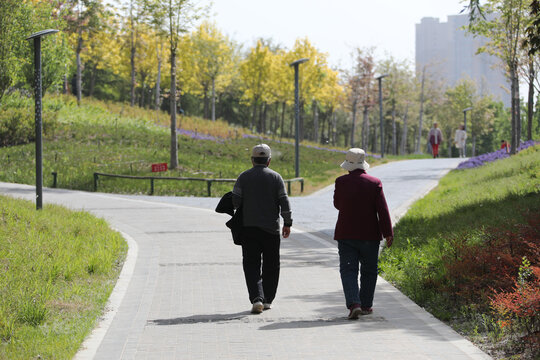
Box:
[0,158,491,360]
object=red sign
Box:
[151,163,168,172]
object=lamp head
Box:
[290,58,309,67]
[26,29,59,40]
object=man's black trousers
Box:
[241,226,281,304]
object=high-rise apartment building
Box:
[416,14,510,107]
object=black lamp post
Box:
[26,29,59,210]
[376,74,388,157]
[463,107,472,157]
[289,58,309,178]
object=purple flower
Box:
[457,141,538,170]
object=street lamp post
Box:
[26,29,59,210]
[376,74,388,157]
[290,58,309,178]
[463,107,472,157]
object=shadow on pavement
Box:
[149,311,250,325]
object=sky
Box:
[201,0,469,69]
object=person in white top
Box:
[454,124,467,158]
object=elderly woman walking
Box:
[333,148,394,319]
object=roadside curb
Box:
[74,230,138,360]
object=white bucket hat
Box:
[340,148,370,171]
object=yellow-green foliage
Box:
[0,195,127,359]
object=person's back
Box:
[332,148,393,320]
[232,144,291,314]
[334,170,390,241]
[235,165,289,234]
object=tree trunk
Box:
[447,130,452,158]
[251,100,257,131]
[527,58,534,141]
[416,66,426,153]
[211,77,216,121]
[313,100,319,142]
[63,73,68,94]
[140,77,146,107]
[350,100,357,147]
[372,122,377,153]
[170,50,178,169]
[391,100,397,155]
[155,41,162,113]
[280,101,286,139]
[361,105,369,150]
[510,64,519,154]
[332,112,337,146]
[89,63,97,97]
[260,102,267,134]
[400,103,409,155]
[76,31,83,106]
[130,28,136,107]
[289,103,294,138]
[273,102,279,135]
[203,84,209,119]
[299,100,305,140]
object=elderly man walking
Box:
[232,144,292,314]
[334,148,394,319]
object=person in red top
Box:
[333,148,394,319]
[501,140,509,153]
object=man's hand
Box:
[386,236,393,248]
[282,226,291,238]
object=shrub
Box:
[441,212,540,308]
[0,94,58,147]
[490,257,540,354]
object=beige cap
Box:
[251,144,271,158]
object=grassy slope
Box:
[0,95,397,197]
[0,195,127,359]
[379,144,540,356]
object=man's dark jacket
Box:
[216,191,243,245]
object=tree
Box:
[80,9,120,97]
[377,57,415,155]
[125,0,148,107]
[0,0,23,103]
[239,40,273,131]
[0,0,68,102]
[345,48,376,150]
[469,0,530,154]
[190,21,235,121]
[65,0,106,105]
[149,0,203,169]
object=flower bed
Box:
[457,140,538,169]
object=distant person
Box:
[428,122,443,158]
[232,144,292,314]
[501,140,509,153]
[454,124,467,158]
[333,148,393,319]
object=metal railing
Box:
[93,172,304,197]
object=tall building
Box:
[416,14,510,107]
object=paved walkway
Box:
[0,158,491,360]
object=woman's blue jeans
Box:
[337,239,380,309]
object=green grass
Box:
[379,144,540,357]
[0,195,127,359]
[0,95,398,197]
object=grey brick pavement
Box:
[0,158,492,359]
